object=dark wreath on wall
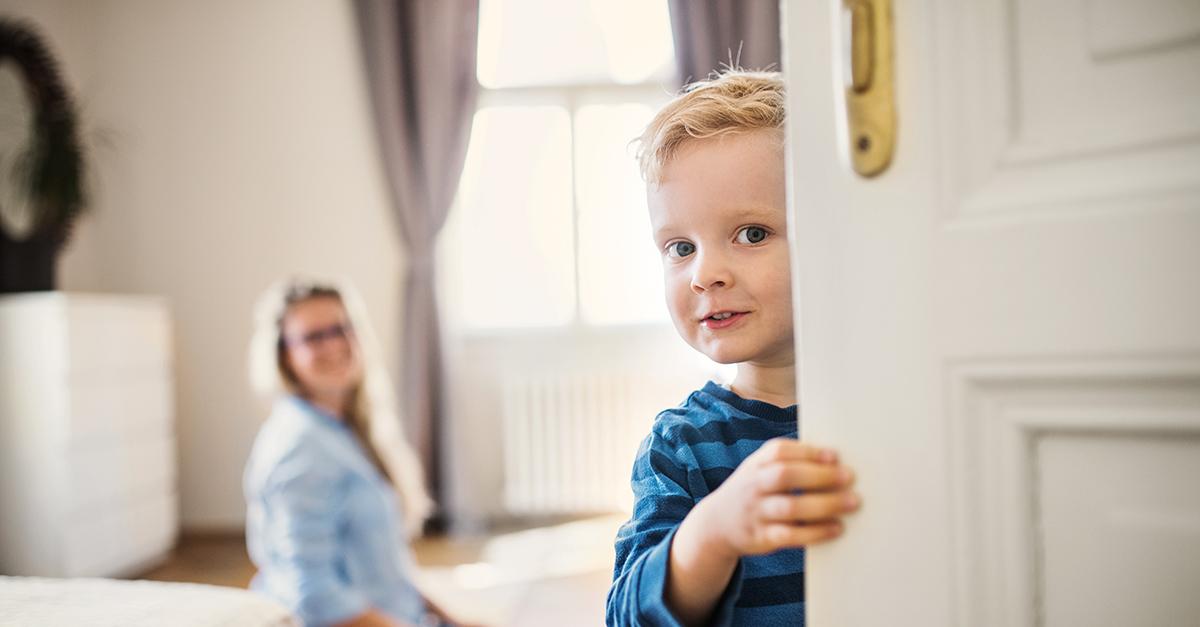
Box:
[0,17,87,293]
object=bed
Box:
[0,576,295,627]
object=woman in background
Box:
[244,278,463,627]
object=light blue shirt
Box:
[244,396,429,627]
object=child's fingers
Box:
[754,439,839,464]
[756,460,854,492]
[759,492,861,523]
[762,521,844,548]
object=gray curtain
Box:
[354,0,479,517]
[667,0,782,87]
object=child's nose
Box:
[690,252,734,293]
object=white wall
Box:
[1,0,404,529]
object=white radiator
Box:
[501,371,694,515]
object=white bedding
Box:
[0,576,296,627]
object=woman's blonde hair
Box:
[637,68,785,185]
[248,277,433,536]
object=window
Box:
[444,0,677,330]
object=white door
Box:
[783,0,1200,625]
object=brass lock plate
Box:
[842,0,896,177]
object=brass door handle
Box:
[842,0,896,177]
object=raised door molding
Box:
[947,355,1200,626]
[932,0,1200,223]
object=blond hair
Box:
[637,69,785,184]
[248,277,433,536]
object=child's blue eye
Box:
[667,241,696,258]
[736,226,769,245]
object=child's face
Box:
[648,130,794,367]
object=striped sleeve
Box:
[606,424,743,627]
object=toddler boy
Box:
[606,70,861,627]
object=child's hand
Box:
[665,438,858,624]
[693,438,859,558]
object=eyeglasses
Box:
[284,323,354,349]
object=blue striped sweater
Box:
[607,381,804,626]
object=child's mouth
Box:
[702,311,747,329]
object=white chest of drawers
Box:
[0,293,178,577]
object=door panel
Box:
[936,0,1200,221]
[948,359,1200,626]
[783,0,1200,624]
[1039,430,1200,626]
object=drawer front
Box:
[64,297,171,374]
[63,373,173,441]
[0,294,68,375]
[62,491,179,577]
[64,433,176,516]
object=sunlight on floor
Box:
[417,515,625,626]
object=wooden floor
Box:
[134,519,618,626]
[138,533,256,588]
[137,532,491,588]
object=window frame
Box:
[444,80,677,334]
